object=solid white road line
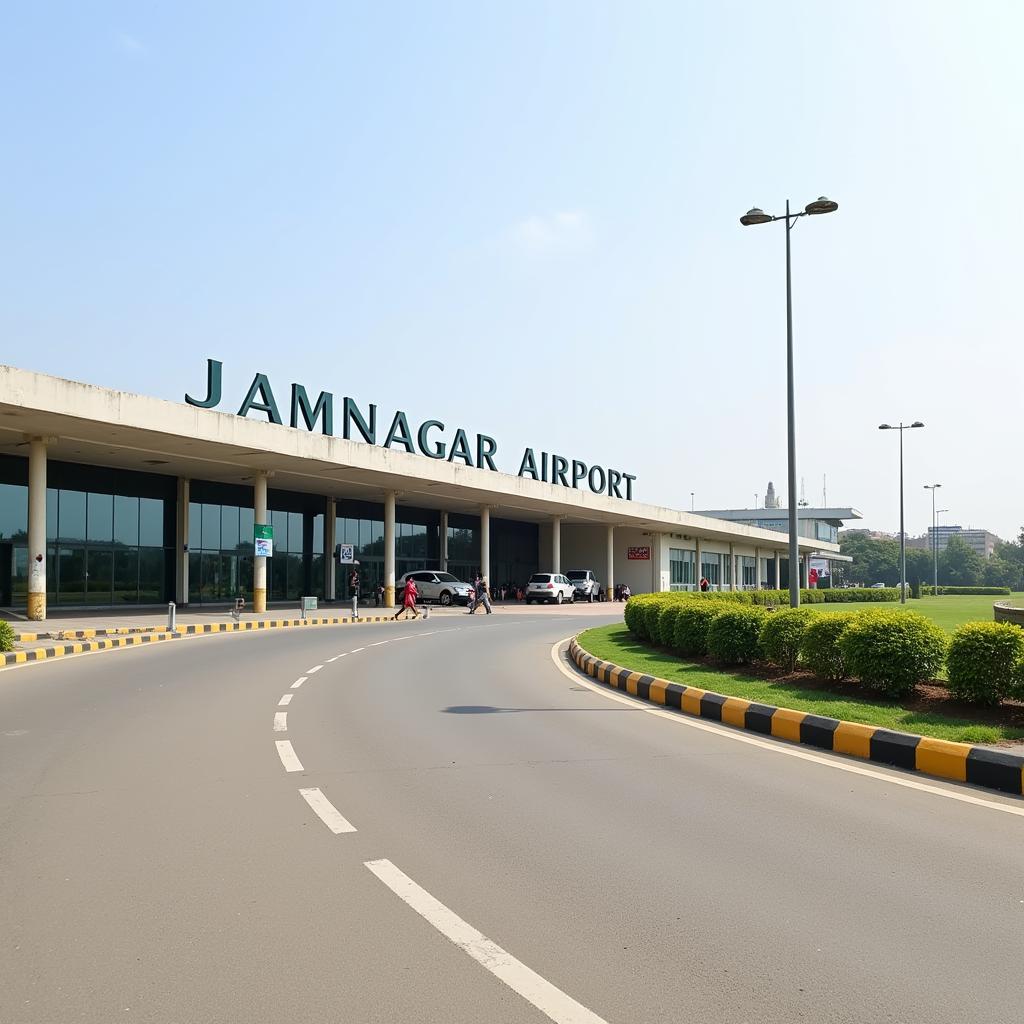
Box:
[306,665,322,674]
[275,740,304,773]
[291,676,307,689]
[299,787,357,834]
[370,640,389,646]
[273,711,288,732]
[336,652,349,658]
[278,693,293,706]
[350,647,365,653]
[326,656,339,663]
[551,638,1024,818]
[365,859,608,1024]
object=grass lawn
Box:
[578,623,1024,745]
[809,593,1024,634]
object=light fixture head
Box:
[911,421,925,428]
[740,207,773,226]
[878,423,892,430]
[805,196,839,215]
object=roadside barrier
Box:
[568,636,1024,797]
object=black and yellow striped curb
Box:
[1,615,404,667]
[568,637,1024,797]
[15,626,160,642]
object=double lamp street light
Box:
[740,196,838,608]
[878,421,924,604]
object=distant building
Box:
[914,525,1000,559]
[698,484,862,586]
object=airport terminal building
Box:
[0,363,837,619]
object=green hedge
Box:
[922,586,1012,596]
[838,611,948,698]
[707,607,768,665]
[0,619,14,653]
[655,604,684,647]
[672,602,725,656]
[759,608,814,672]
[946,622,1024,706]
[799,612,858,682]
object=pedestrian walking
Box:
[468,574,492,614]
[394,575,421,620]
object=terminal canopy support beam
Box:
[480,506,491,583]
[606,525,615,602]
[253,471,273,613]
[440,510,449,572]
[775,551,782,592]
[729,542,736,592]
[325,497,336,601]
[27,436,53,621]
[384,491,396,607]
[175,478,189,605]
[551,516,561,575]
[755,547,762,591]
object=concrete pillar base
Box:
[253,589,267,613]
[27,592,45,621]
[384,584,395,608]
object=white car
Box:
[525,572,576,605]
[397,571,474,606]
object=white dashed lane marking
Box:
[275,740,304,773]
[278,694,293,706]
[306,665,322,674]
[291,676,307,689]
[365,859,608,1024]
[300,787,357,834]
[350,647,365,653]
[273,712,288,732]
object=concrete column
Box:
[802,554,811,589]
[775,551,782,592]
[755,547,762,590]
[551,516,561,574]
[728,542,736,592]
[175,478,189,605]
[253,471,270,612]
[606,524,615,600]
[440,511,449,572]
[695,536,703,592]
[27,438,49,621]
[480,506,491,582]
[384,490,396,607]
[325,498,336,601]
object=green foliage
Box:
[707,606,768,665]
[655,604,684,647]
[800,612,858,681]
[838,531,901,587]
[838,611,948,698]
[672,602,725,656]
[759,608,815,672]
[0,619,14,653]
[940,535,986,588]
[946,622,1024,706]
[921,586,1011,596]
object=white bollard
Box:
[167,601,176,632]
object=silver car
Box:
[397,571,474,606]
[566,569,601,602]
[525,572,576,605]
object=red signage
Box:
[627,546,651,561]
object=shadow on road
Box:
[442,704,635,714]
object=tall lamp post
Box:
[879,421,925,604]
[936,508,950,591]
[924,483,942,597]
[740,196,839,608]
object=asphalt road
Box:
[2,611,1024,1024]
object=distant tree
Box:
[838,532,899,586]
[983,557,1019,589]
[904,548,933,588]
[939,535,985,587]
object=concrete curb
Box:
[568,636,1024,798]
[1,615,403,668]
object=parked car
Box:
[525,572,576,605]
[566,569,601,602]
[396,571,474,606]
[869,582,886,589]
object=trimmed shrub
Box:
[838,611,948,698]
[0,619,14,653]
[759,608,815,672]
[800,612,858,681]
[946,622,1024,706]
[922,586,1012,596]
[707,606,768,665]
[655,604,684,647]
[672,602,725,656]
[820,587,899,603]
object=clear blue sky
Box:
[3,1,1021,539]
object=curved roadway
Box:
[2,612,1023,1023]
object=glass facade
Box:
[670,548,695,591]
[740,555,757,588]
[701,552,722,590]
[0,461,172,607]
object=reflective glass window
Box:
[113,495,139,546]
[46,488,57,541]
[114,548,139,603]
[0,483,27,540]
[87,492,113,544]
[140,498,164,547]
[289,512,303,552]
[188,502,202,550]
[139,548,164,603]
[312,514,323,553]
[222,505,240,552]
[86,549,113,604]
[202,503,221,551]
[239,506,255,548]
[59,490,87,543]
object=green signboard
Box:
[254,523,274,557]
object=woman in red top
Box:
[394,576,421,620]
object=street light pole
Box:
[879,421,925,604]
[924,484,942,596]
[740,195,838,608]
